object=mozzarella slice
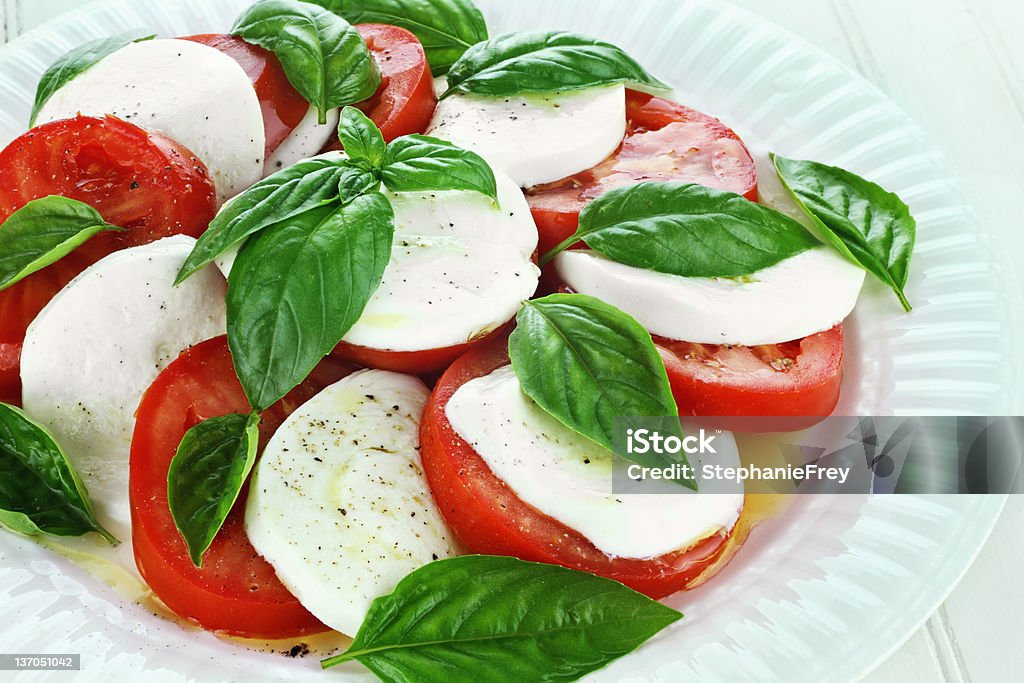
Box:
[446,366,744,559]
[342,167,539,352]
[245,370,457,636]
[20,236,227,535]
[36,39,265,204]
[427,85,626,188]
[555,247,865,345]
[264,104,340,176]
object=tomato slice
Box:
[419,333,734,599]
[130,336,355,638]
[182,34,308,157]
[657,326,845,431]
[0,115,217,405]
[320,23,436,152]
[332,323,512,378]
[527,90,759,255]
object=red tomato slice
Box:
[130,336,356,638]
[321,23,436,152]
[420,333,735,599]
[355,24,436,141]
[182,34,308,158]
[0,251,94,406]
[0,115,217,405]
[658,326,845,431]
[527,90,759,255]
[332,323,511,378]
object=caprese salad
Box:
[0,0,917,680]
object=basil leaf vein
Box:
[176,155,351,284]
[381,134,497,201]
[0,403,117,544]
[232,0,381,124]
[227,196,394,411]
[542,182,818,278]
[0,196,123,292]
[311,0,488,75]
[167,412,260,567]
[772,153,916,311]
[444,31,669,99]
[321,555,681,681]
[30,30,155,126]
[509,293,692,483]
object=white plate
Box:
[0,1,1015,681]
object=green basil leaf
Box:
[541,182,818,277]
[444,31,669,99]
[0,403,117,544]
[311,0,488,76]
[772,154,916,311]
[338,106,386,169]
[321,555,682,680]
[338,163,382,202]
[227,195,394,411]
[175,155,351,284]
[167,412,260,567]
[381,134,497,201]
[232,0,381,124]
[0,196,123,292]
[30,31,155,127]
[509,293,692,484]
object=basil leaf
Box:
[176,155,351,284]
[0,403,117,544]
[0,196,123,292]
[338,106,386,169]
[30,31,155,126]
[542,182,818,277]
[381,134,497,201]
[772,154,916,312]
[227,195,394,411]
[312,0,488,76]
[321,555,681,680]
[444,31,669,99]
[232,0,381,124]
[509,293,692,483]
[167,412,260,567]
[338,163,382,202]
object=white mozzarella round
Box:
[245,370,457,636]
[342,168,539,352]
[264,104,340,176]
[427,85,627,188]
[36,39,265,204]
[555,247,865,345]
[446,366,744,559]
[20,236,227,534]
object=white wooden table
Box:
[2,1,1022,681]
